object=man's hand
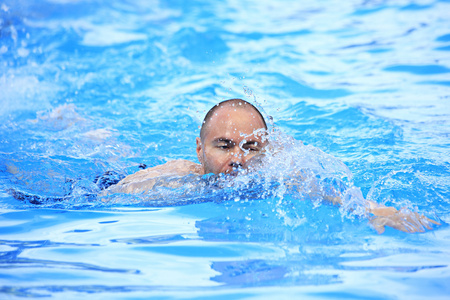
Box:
[368,203,440,234]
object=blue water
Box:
[1,0,450,299]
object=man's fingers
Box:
[409,213,440,232]
[420,216,434,230]
[425,217,441,226]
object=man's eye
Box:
[217,144,230,150]
[243,145,260,151]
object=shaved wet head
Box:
[199,99,267,141]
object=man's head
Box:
[196,99,268,175]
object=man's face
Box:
[196,105,267,175]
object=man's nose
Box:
[229,149,246,168]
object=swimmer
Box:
[104,98,267,193]
[9,99,439,233]
[103,98,440,234]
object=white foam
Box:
[82,26,147,46]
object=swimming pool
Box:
[1,0,449,298]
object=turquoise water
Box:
[1,0,450,299]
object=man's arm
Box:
[247,154,440,234]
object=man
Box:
[103,98,267,193]
[103,98,439,234]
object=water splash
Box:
[6,126,371,237]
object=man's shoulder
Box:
[151,159,202,175]
[102,160,203,195]
[120,159,202,185]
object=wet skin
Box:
[196,105,267,175]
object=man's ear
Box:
[196,137,203,164]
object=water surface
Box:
[1,0,449,299]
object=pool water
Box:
[1,0,450,299]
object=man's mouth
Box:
[225,166,243,176]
